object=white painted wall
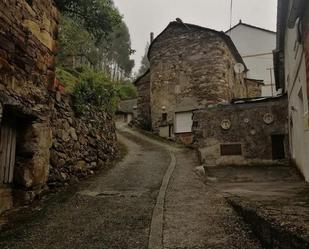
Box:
[284,15,309,181]
[226,24,277,96]
[174,112,193,133]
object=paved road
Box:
[0,126,262,249]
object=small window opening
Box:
[26,0,33,6]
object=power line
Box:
[242,52,273,58]
[230,0,233,30]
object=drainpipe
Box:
[288,0,306,28]
[0,103,3,125]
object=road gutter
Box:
[148,151,176,249]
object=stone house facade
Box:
[0,0,59,214]
[146,21,255,143]
[0,1,118,214]
[193,96,289,166]
[116,98,137,124]
[134,69,151,130]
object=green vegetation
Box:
[56,67,79,92]
[116,83,137,100]
[54,0,121,40]
[56,0,135,82]
[72,67,117,115]
[56,67,137,115]
[55,0,137,114]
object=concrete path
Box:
[0,126,262,249]
[206,165,309,248]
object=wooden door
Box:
[0,120,17,184]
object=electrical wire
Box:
[230,0,233,31]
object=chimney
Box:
[150,32,154,43]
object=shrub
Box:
[116,82,137,100]
[72,67,117,115]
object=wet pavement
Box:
[0,126,262,249]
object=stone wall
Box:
[134,70,151,130]
[245,78,262,98]
[193,96,289,166]
[0,1,118,213]
[49,93,118,186]
[148,22,247,133]
[0,0,58,212]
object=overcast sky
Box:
[113,0,278,73]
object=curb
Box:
[228,198,309,249]
[148,151,176,249]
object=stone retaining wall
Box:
[49,93,118,187]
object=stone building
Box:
[193,95,289,166]
[274,0,309,181]
[134,69,151,130]
[116,98,137,124]
[142,21,263,144]
[0,0,59,214]
[0,1,118,214]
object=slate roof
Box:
[133,69,150,86]
[230,93,287,105]
[245,78,265,85]
[175,98,200,113]
[117,99,137,114]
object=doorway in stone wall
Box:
[271,134,285,160]
[0,116,17,185]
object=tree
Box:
[56,0,135,86]
[57,15,97,67]
[54,0,122,41]
[107,22,135,79]
[137,43,150,76]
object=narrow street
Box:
[0,126,261,249]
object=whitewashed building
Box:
[275,0,309,180]
[226,21,277,96]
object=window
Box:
[174,112,193,133]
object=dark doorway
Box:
[271,135,285,160]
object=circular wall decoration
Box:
[221,119,231,130]
[250,129,256,135]
[244,118,250,123]
[263,113,274,124]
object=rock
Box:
[60,130,70,142]
[58,159,65,167]
[60,172,68,181]
[74,161,87,172]
[69,127,78,141]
